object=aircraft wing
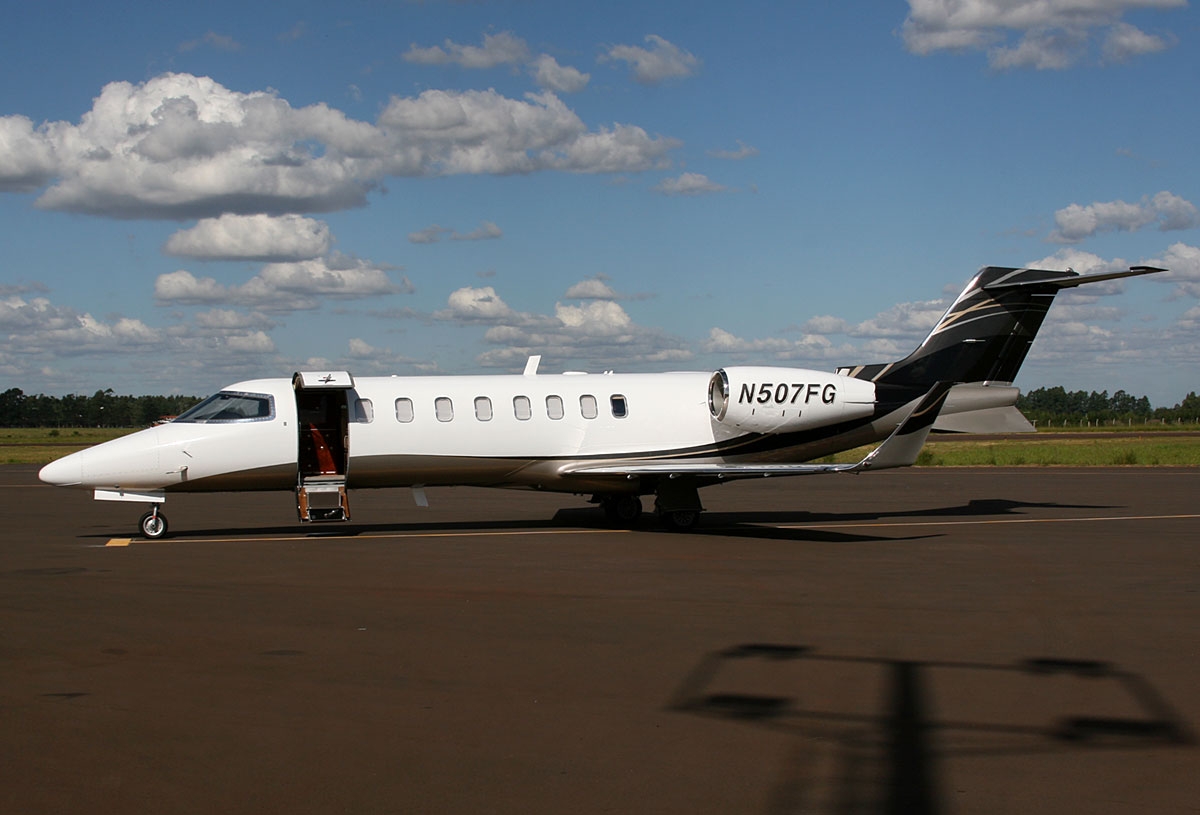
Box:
[569,381,954,479]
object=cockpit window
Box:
[173,391,275,423]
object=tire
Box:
[139,509,168,539]
[611,495,643,524]
[663,509,699,531]
[600,495,643,526]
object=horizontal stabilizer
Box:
[982,265,1165,291]
[934,405,1035,434]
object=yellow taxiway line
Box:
[106,527,630,546]
[775,512,1200,530]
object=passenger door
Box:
[293,371,353,522]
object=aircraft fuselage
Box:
[41,368,890,497]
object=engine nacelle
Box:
[708,366,876,434]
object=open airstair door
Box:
[293,371,353,523]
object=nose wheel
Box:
[139,506,168,539]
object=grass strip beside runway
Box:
[810,436,1200,467]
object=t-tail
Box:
[839,265,1165,395]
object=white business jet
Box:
[40,265,1163,538]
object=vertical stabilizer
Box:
[839,266,1163,391]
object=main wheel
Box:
[601,495,643,526]
[662,509,700,532]
[139,509,168,539]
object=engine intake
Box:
[709,366,875,434]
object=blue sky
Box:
[2,0,1198,405]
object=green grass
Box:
[0,427,135,465]
[921,437,1200,466]
[1029,422,1200,433]
[823,436,1200,466]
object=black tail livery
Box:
[839,265,1165,396]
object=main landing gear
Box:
[594,480,704,532]
[138,505,168,539]
[599,494,644,525]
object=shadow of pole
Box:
[886,660,939,815]
[669,645,1194,815]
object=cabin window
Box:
[435,397,454,422]
[611,395,628,418]
[173,391,274,423]
[475,396,493,421]
[354,399,374,423]
[513,395,532,421]
[546,395,564,420]
[580,394,598,419]
[395,397,414,423]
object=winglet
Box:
[851,382,954,472]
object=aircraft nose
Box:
[39,452,84,487]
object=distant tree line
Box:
[0,388,201,428]
[1017,387,1200,426]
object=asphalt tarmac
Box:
[2,465,1198,814]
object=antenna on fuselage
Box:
[523,355,541,376]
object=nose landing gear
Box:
[138,506,168,539]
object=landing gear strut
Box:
[138,506,168,539]
[654,477,704,532]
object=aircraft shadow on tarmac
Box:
[668,644,1194,815]
[560,496,1117,544]
[82,496,1113,543]
[696,496,1115,526]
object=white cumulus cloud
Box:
[435,286,523,323]
[155,255,409,312]
[434,281,688,369]
[529,55,590,93]
[403,31,531,69]
[1149,242,1200,298]
[1050,191,1199,243]
[900,0,1184,70]
[0,115,58,192]
[404,31,591,93]
[603,35,701,84]
[564,278,620,300]
[0,73,680,220]
[849,299,947,340]
[0,295,161,357]
[164,214,333,261]
[654,172,726,196]
[1103,21,1173,61]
